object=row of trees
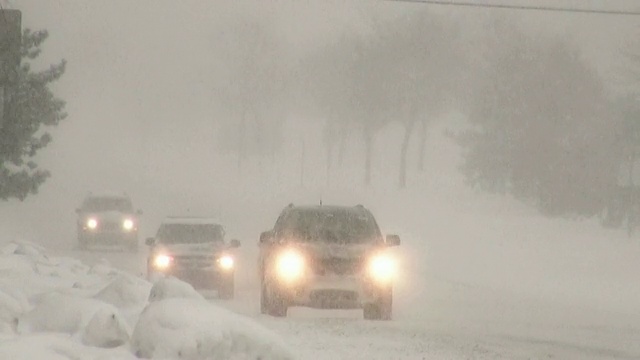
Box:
[5,7,640,229]
[303,11,463,187]
[457,19,622,216]
[207,11,464,186]
[297,12,640,223]
[210,10,640,223]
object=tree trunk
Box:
[237,111,247,177]
[323,122,335,187]
[338,124,347,168]
[325,139,332,187]
[417,120,428,172]
[364,130,373,186]
[400,121,417,188]
[300,139,306,187]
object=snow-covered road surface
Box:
[38,238,640,360]
[5,177,640,359]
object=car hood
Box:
[83,211,135,222]
[155,242,225,256]
[296,242,373,260]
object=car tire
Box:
[262,281,287,317]
[260,282,268,314]
[363,288,392,321]
[218,275,234,300]
[78,237,88,251]
[127,242,139,253]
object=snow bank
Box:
[147,276,204,302]
[0,286,28,332]
[17,292,130,348]
[0,243,296,358]
[131,297,295,360]
[0,333,138,360]
[94,273,152,309]
[89,258,118,277]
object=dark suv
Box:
[76,193,142,252]
[258,204,401,320]
[145,217,241,299]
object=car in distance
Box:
[145,217,241,299]
[76,192,142,252]
[258,204,401,320]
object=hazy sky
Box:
[1,0,638,243]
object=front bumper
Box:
[274,274,389,309]
[152,266,232,289]
[79,230,138,245]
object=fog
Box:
[1,0,636,242]
[2,0,640,358]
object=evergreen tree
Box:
[0,29,67,200]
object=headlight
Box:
[218,255,234,270]
[122,219,134,231]
[276,249,305,282]
[368,254,396,283]
[86,218,98,229]
[153,254,173,269]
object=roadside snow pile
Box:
[0,333,138,360]
[148,276,204,302]
[0,241,136,353]
[0,286,28,332]
[0,241,101,299]
[0,242,296,359]
[133,276,295,359]
[132,298,295,360]
[95,273,152,310]
[17,292,130,348]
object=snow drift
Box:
[0,241,296,359]
[133,277,295,359]
[147,276,205,302]
[17,292,131,348]
[132,298,295,360]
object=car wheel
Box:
[218,275,234,300]
[260,282,268,314]
[78,237,88,251]
[363,288,392,321]
[262,281,287,317]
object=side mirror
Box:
[229,239,241,248]
[137,209,143,215]
[385,234,401,247]
[259,230,274,244]
[145,237,156,246]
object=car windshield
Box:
[81,197,133,212]
[157,223,224,244]
[277,208,380,244]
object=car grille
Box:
[99,221,121,231]
[171,254,215,269]
[311,257,363,276]
[309,289,359,308]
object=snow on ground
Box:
[132,298,294,359]
[203,120,640,359]
[0,241,295,359]
[2,120,640,358]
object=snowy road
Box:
[49,240,640,360]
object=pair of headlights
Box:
[152,254,234,271]
[85,218,135,231]
[275,250,397,284]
